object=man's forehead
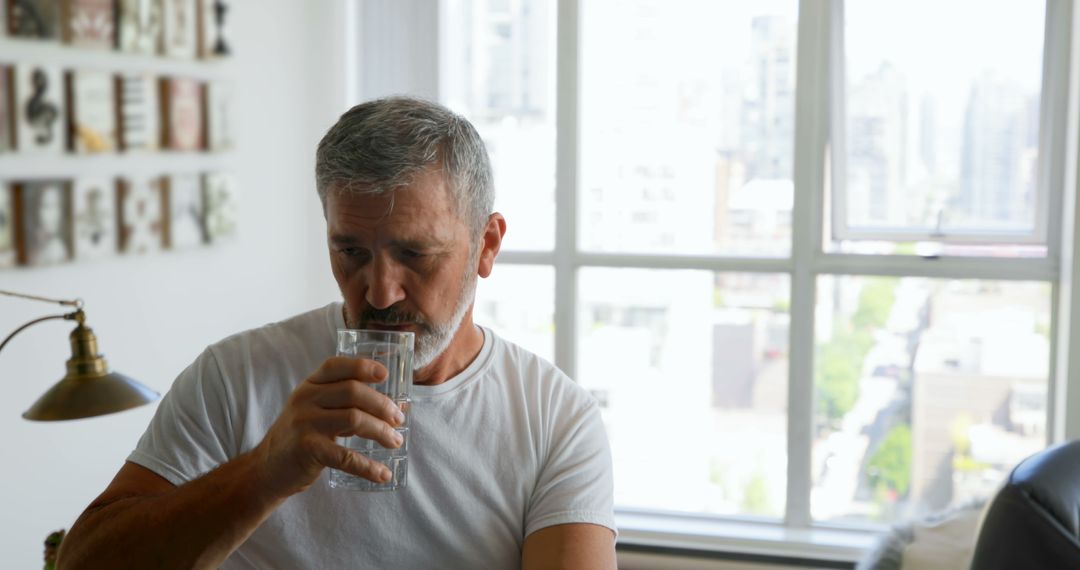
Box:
[326,181,466,242]
[331,170,457,214]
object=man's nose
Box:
[365,254,406,310]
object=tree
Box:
[816,327,874,421]
[741,473,772,515]
[853,277,898,330]
[817,278,898,424]
[868,424,912,500]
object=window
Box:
[367,0,1080,558]
[441,0,557,251]
[833,0,1048,247]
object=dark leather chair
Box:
[970,439,1080,569]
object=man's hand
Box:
[252,356,406,498]
[57,356,408,569]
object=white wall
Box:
[0,1,344,565]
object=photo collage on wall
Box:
[0,0,236,270]
[0,173,237,269]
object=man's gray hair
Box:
[315,96,494,234]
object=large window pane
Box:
[474,265,554,362]
[441,0,556,251]
[580,1,797,256]
[579,268,790,517]
[812,277,1050,523]
[836,0,1046,245]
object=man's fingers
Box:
[308,356,387,385]
[312,439,393,483]
[313,408,404,449]
[310,382,405,427]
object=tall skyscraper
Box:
[741,15,795,182]
[847,63,908,227]
[958,74,1031,228]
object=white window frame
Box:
[357,0,1080,562]
[829,2,1063,246]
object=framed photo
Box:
[202,172,235,242]
[160,77,203,151]
[197,0,229,58]
[71,177,116,260]
[0,184,15,268]
[116,0,161,55]
[118,175,164,254]
[204,81,232,151]
[163,173,204,248]
[13,63,64,153]
[0,65,13,153]
[13,179,72,266]
[66,69,117,153]
[7,0,60,39]
[161,0,196,58]
[117,73,160,151]
[60,0,114,49]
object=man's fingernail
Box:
[392,431,404,446]
[381,468,392,482]
[394,410,405,424]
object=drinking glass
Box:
[329,329,414,491]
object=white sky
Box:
[846,0,1046,93]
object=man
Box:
[58,97,617,568]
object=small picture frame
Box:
[117,175,165,254]
[0,184,15,268]
[202,172,236,242]
[204,81,232,151]
[116,0,162,55]
[0,65,13,153]
[14,63,65,153]
[71,177,117,260]
[117,73,161,151]
[6,0,60,40]
[160,77,204,151]
[197,0,229,59]
[160,0,196,58]
[66,69,117,153]
[13,179,73,266]
[163,173,205,248]
[60,0,115,49]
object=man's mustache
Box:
[359,306,433,333]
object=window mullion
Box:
[786,0,836,529]
[1043,0,1078,444]
[1039,0,1074,260]
[1052,0,1080,440]
[554,0,580,379]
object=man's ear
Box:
[477,213,506,278]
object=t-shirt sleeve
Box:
[126,347,238,486]
[525,394,617,538]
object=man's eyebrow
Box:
[329,234,361,245]
[328,235,453,250]
[392,237,451,251]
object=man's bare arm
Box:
[58,458,286,569]
[57,357,405,569]
[521,523,617,570]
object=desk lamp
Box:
[0,289,159,420]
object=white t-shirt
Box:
[128,303,616,568]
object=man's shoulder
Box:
[484,328,562,377]
[483,328,597,407]
[207,303,337,360]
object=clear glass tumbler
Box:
[329,328,414,491]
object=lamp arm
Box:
[0,313,80,356]
[0,289,83,308]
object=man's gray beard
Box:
[412,271,476,369]
[344,268,478,370]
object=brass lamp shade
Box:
[22,321,159,421]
